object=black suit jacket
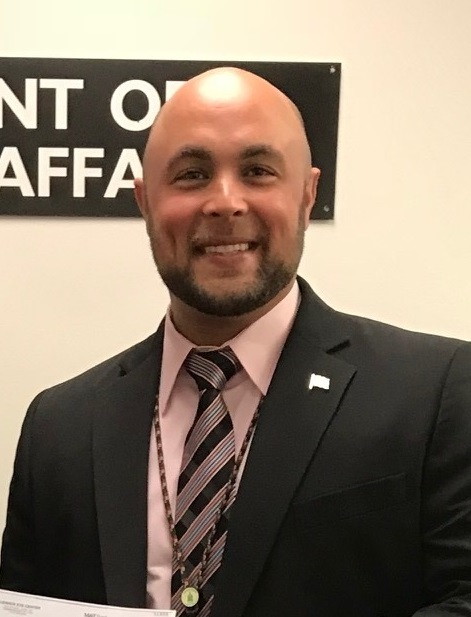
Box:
[2,278,471,616]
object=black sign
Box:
[0,58,340,219]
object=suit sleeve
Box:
[0,394,42,593]
[413,342,471,615]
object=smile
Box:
[204,243,251,254]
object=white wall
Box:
[1,0,470,534]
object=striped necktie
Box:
[171,347,241,616]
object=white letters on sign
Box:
[0,75,187,199]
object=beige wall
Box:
[1,0,470,534]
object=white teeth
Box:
[204,243,250,254]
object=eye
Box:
[245,165,272,177]
[244,165,277,183]
[173,168,208,183]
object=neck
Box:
[169,282,294,346]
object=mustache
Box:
[189,219,267,248]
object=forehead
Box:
[148,96,301,164]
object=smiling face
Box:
[135,69,319,321]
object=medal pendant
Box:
[181,586,199,608]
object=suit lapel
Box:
[93,327,163,608]
[211,280,357,617]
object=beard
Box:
[147,215,305,317]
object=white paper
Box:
[0,590,175,617]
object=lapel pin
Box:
[309,373,330,391]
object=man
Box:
[1,68,471,617]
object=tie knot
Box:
[184,346,241,392]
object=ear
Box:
[303,167,321,228]
[134,178,149,221]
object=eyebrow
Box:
[165,146,212,173]
[239,144,284,163]
[165,143,285,174]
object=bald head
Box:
[143,67,312,177]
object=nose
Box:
[202,175,248,217]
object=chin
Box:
[160,256,297,318]
[186,284,278,318]
[202,279,255,296]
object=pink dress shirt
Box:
[146,282,300,609]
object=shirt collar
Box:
[159,281,300,412]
